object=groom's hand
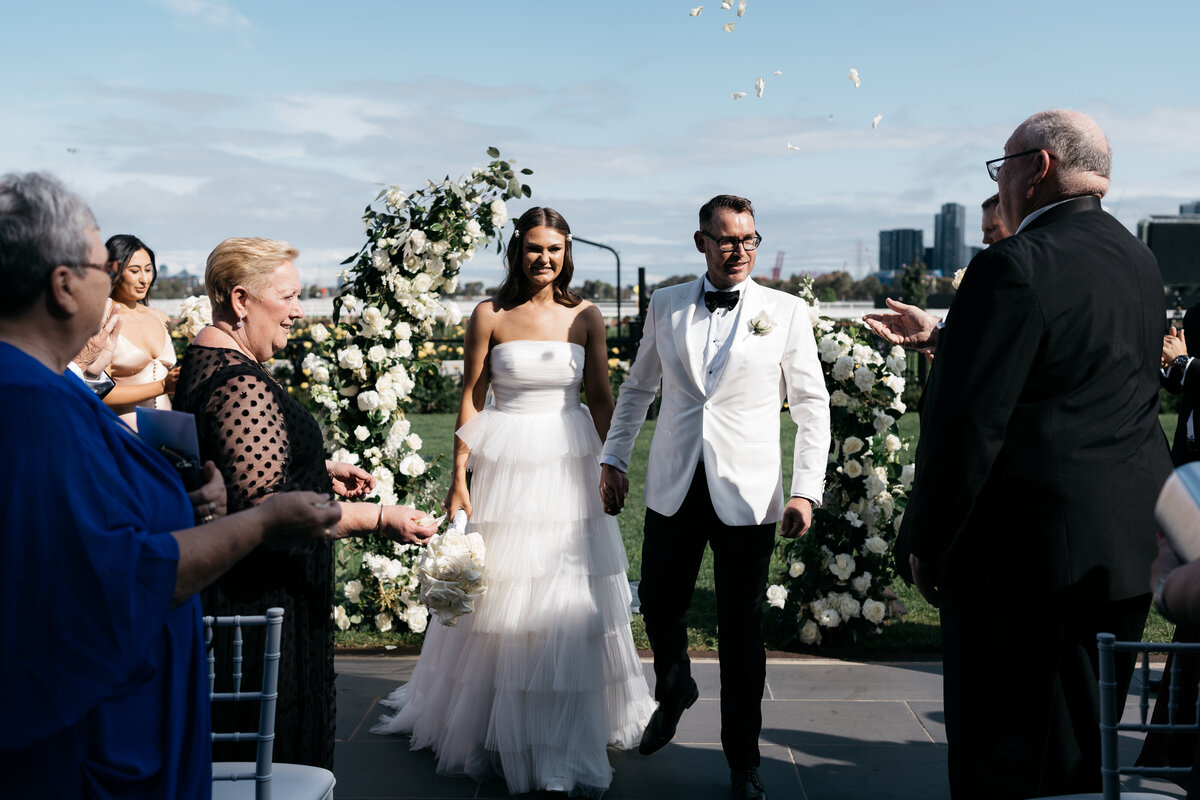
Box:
[779,497,813,539]
[599,464,629,516]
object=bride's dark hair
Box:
[496,207,580,307]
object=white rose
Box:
[843,459,863,479]
[818,336,844,363]
[344,580,363,603]
[837,594,862,619]
[394,340,413,358]
[330,448,358,465]
[843,436,864,456]
[818,608,842,628]
[886,352,907,374]
[407,229,428,255]
[865,474,887,498]
[799,619,822,645]
[362,306,387,334]
[309,322,329,343]
[873,412,896,434]
[491,199,508,227]
[831,355,854,382]
[885,434,901,453]
[765,584,788,610]
[404,604,429,634]
[332,605,350,631]
[852,343,877,364]
[443,275,459,295]
[399,453,427,477]
[842,510,864,529]
[354,426,370,441]
[788,560,805,578]
[852,573,872,595]
[431,239,449,257]
[385,188,408,208]
[339,345,364,370]
[393,321,412,340]
[853,365,876,393]
[900,463,915,490]
[863,599,887,624]
[875,492,895,519]
[863,535,889,555]
[464,218,483,240]
[406,433,423,451]
[367,344,388,364]
[341,295,361,316]
[357,390,381,412]
[829,553,855,581]
[412,273,434,294]
[883,374,905,395]
[891,397,908,414]
[443,300,463,326]
[372,249,391,271]
[951,267,967,290]
[829,389,850,407]
[375,612,394,633]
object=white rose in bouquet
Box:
[851,343,878,364]
[309,322,330,343]
[394,340,413,359]
[372,250,391,272]
[863,599,887,624]
[788,560,805,578]
[886,346,907,374]
[900,463,915,489]
[843,436,864,456]
[354,426,370,441]
[465,218,484,241]
[851,572,872,595]
[367,344,388,364]
[357,390,381,412]
[398,453,427,477]
[393,320,412,341]
[407,229,428,255]
[831,355,854,382]
[411,273,434,294]
[885,434,901,453]
[865,474,888,498]
[836,593,862,619]
[385,188,408,209]
[843,459,864,479]
[363,306,388,335]
[375,612,394,633]
[873,411,896,434]
[491,198,508,227]
[404,604,429,634]
[765,584,788,609]
[883,374,905,395]
[443,300,464,326]
[405,433,423,451]
[344,579,363,603]
[339,345,365,370]
[418,511,487,627]
[863,535,889,555]
[443,275,459,295]
[818,607,842,628]
[341,295,361,316]
[799,619,822,645]
[176,295,213,339]
[829,553,855,581]
[829,389,850,407]
[333,605,351,631]
[853,366,876,393]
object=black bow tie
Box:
[704,290,739,313]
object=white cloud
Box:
[147,0,251,32]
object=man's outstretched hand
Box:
[862,298,941,353]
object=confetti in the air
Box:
[773,70,782,76]
[721,0,731,8]
[732,91,747,100]
[787,142,802,151]
[723,21,735,32]
[848,68,861,88]
[872,114,883,129]
[755,77,765,98]
[689,5,702,15]
[737,0,747,16]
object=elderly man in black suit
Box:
[866,109,1173,798]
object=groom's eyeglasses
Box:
[701,231,763,253]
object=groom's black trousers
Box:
[639,463,776,771]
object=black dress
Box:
[174,344,336,770]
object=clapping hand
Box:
[862,298,942,353]
[327,460,377,498]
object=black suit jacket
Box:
[1165,303,1200,466]
[896,196,1173,604]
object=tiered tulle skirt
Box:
[372,404,655,797]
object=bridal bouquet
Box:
[417,510,487,626]
[175,295,213,340]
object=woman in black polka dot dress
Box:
[174,238,435,769]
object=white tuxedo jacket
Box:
[603,278,830,526]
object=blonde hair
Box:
[205,237,299,313]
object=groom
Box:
[600,194,830,800]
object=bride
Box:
[372,207,655,796]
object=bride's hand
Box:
[444,480,471,521]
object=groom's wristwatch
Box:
[1175,355,1190,372]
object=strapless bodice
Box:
[489,340,583,414]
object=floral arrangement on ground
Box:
[306,148,531,636]
[764,277,915,647]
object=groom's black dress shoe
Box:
[730,768,767,800]
[638,677,699,755]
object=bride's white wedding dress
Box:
[372,339,655,797]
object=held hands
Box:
[379,505,438,545]
[189,461,228,524]
[257,491,342,541]
[779,497,813,539]
[1163,326,1188,368]
[599,463,629,516]
[163,365,182,396]
[862,298,941,353]
[327,460,377,499]
[73,301,122,378]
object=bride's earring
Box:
[235,318,244,329]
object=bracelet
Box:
[373,505,385,536]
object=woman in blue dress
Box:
[0,172,342,798]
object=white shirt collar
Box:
[701,275,749,296]
[1014,197,1075,234]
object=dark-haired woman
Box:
[103,234,179,430]
[373,208,654,797]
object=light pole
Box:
[572,235,621,337]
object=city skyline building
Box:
[933,202,968,276]
[878,228,925,274]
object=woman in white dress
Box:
[373,207,655,797]
[103,234,179,430]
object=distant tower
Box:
[933,202,967,276]
[1181,201,1200,215]
[770,251,785,281]
[878,229,924,273]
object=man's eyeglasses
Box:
[986,148,1056,181]
[701,230,763,253]
[71,262,115,277]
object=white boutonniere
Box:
[747,310,776,336]
[951,267,967,290]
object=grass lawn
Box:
[343,411,1177,654]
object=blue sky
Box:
[4,0,1199,288]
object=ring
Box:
[207,501,216,515]
[199,513,216,524]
